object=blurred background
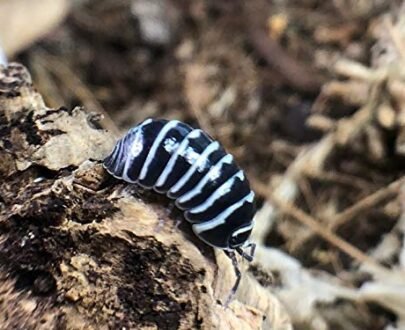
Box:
[1,0,405,329]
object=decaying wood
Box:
[0,63,291,329]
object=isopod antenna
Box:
[237,242,256,262]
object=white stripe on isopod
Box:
[188,170,244,214]
[139,120,180,181]
[169,140,220,195]
[231,221,254,238]
[122,119,152,182]
[176,153,233,205]
[155,129,201,188]
[192,191,255,234]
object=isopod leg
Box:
[166,201,183,230]
[174,218,182,230]
[223,250,241,308]
[154,217,165,233]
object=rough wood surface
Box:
[0,63,291,329]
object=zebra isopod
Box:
[103,118,256,305]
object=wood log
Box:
[0,63,291,329]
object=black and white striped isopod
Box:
[103,118,256,304]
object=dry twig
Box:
[250,178,393,277]
[384,17,405,60]
[330,178,404,230]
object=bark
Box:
[0,63,290,330]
